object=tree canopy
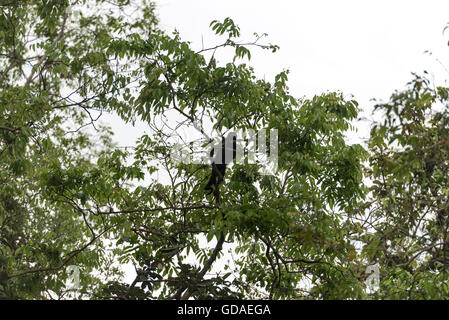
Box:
[0,0,448,300]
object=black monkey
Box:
[204,132,237,199]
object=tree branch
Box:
[8,225,114,279]
[172,231,226,300]
[0,125,19,133]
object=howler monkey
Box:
[204,132,237,199]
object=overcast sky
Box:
[157,0,449,95]
[107,0,449,147]
[150,0,449,141]
[118,0,449,282]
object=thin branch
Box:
[8,225,114,279]
[0,125,19,132]
[95,204,216,215]
[175,231,226,300]
[24,7,69,86]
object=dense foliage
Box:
[0,0,448,299]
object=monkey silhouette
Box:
[204,132,237,199]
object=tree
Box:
[1,0,369,299]
[352,74,449,299]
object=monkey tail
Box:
[204,183,214,195]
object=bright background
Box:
[117,0,449,283]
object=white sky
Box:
[152,0,449,141]
[107,0,449,148]
[115,0,449,284]
[156,0,449,96]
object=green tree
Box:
[1,0,368,299]
[353,74,449,299]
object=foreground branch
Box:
[172,231,226,300]
[8,226,114,279]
